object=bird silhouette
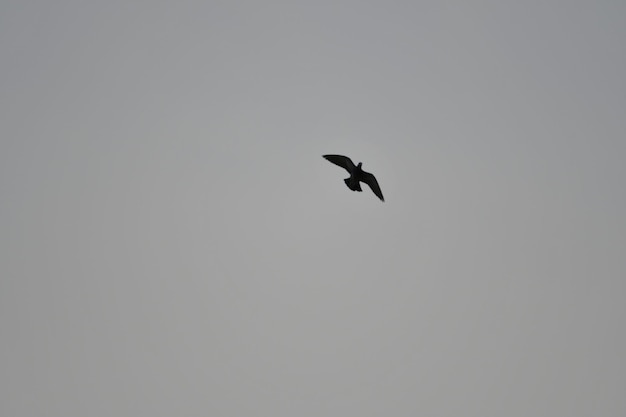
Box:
[323,154,384,201]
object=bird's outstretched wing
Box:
[323,154,355,173]
[361,171,384,201]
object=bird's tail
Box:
[344,178,362,192]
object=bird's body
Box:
[323,154,384,201]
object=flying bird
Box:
[323,154,384,201]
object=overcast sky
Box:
[1,1,625,416]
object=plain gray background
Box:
[1,1,625,416]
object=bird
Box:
[323,154,384,201]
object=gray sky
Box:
[1,1,625,416]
